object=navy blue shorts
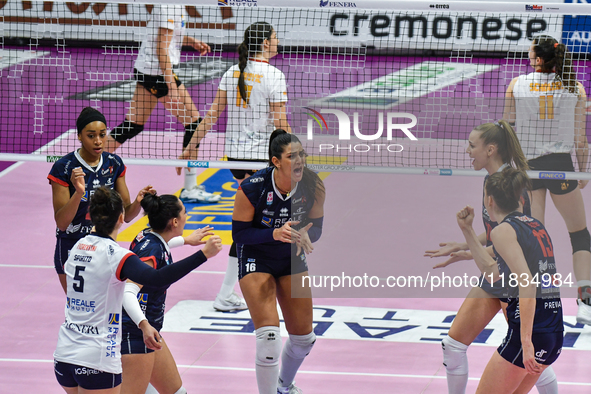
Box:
[528,153,578,195]
[54,238,78,275]
[120,330,154,355]
[497,328,563,368]
[237,247,309,280]
[54,360,121,390]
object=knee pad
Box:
[570,228,591,254]
[255,326,281,367]
[173,387,187,394]
[110,121,144,144]
[284,332,316,360]
[183,118,203,149]
[535,366,556,387]
[441,335,468,375]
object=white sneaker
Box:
[180,185,221,203]
[576,299,591,326]
[213,292,248,312]
[278,383,303,394]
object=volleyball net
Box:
[1,0,591,177]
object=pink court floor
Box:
[1,160,591,393]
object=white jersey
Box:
[134,5,185,76]
[219,59,288,160]
[512,72,579,159]
[54,234,133,374]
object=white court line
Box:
[1,358,590,386]
[0,264,225,274]
[0,129,77,179]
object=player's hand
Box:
[192,40,211,56]
[184,226,214,246]
[202,235,223,258]
[135,185,156,203]
[274,221,300,244]
[176,149,196,175]
[139,320,162,351]
[456,205,475,230]
[579,179,589,189]
[70,167,86,196]
[522,340,543,375]
[432,250,473,269]
[296,223,314,255]
[424,242,464,258]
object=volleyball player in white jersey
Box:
[53,187,222,393]
[104,4,219,204]
[178,22,290,312]
[504,35,591,325]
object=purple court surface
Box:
[1,47,591,393]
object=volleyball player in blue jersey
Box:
[48,107,154,293]
[233,130,325,394]
[425,120,557,394]
[120,193,215,394]
[457,167,563,393]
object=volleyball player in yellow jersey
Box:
[504,35,591,325]
[178,22,290,312]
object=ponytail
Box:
[485,167,531,212]
[532,35,577,94]
[237,22,273,105]
[474,120,529,171]
[89,187,123,235]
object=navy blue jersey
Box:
[482,173,531,247]
[239,167,316,261]
[494,212,563,334]
[122,229,172,332]
[48,150,126,240]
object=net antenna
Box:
[1,0,590,179]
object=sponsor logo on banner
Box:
[429,4,450,9]
[320,0,357,7]
[563,0,591,54]
[539,172,566,179]
[188,161,209,168]
[525,4,544,11]
[219,0,257,6]
[161,301,591,349]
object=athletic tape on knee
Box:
[183,118,203,149]
[284,332,316,360]
[255,326,281,367]
[110,121,144,144]
[442,335,469,375]
[535,366,557,388]
[173,387,187,394]
[569,228,591,254]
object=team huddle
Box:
[46,4,589,394]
